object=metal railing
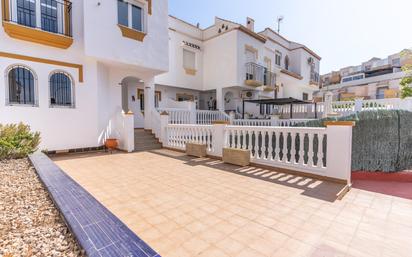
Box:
[3,0,72,37]
[310,71,320,84]
[245,62,276,86]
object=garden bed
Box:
[0,158,84,257]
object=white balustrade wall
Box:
[279,98,412,119]
[233,119,315,127]
[165,124,214,153]
[163,123,353,183]
[196,110,230,124]
[157,108,192,124]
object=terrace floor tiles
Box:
[52,149,412,257]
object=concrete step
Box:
[134,145,162,152]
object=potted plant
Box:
[105,138,118,152]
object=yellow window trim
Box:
[118,24,146,42]
[147,0,152,15]
[0,51,83,82]
[184,68,196,76]
[2,21,73,49]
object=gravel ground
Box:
[0,158,84,257]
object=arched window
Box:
[49,72,74,107]
[7,66,36,105]
[285,55,290,70]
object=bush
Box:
[0,123,41,160]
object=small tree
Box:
[400,49,412,99]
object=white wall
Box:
[83,0,169,75]
[0,58,99,151]
[0,0,170,151]
[155,16,203,90]
[203,30,239,90]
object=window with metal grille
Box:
[8,66,36,105]
[17,0,37,27]
[41,0,58,33]
[50,72,73,107]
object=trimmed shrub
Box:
[294,110,412,172]
[0,123,41,160]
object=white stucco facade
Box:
[155,16,321,114]
[0,0,168,151]
[0,1,321,151]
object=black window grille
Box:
[8,66,36,105]
[17,0,36,27]
[7,0,72,36]
[50,72,73,107]
[41,0,58,33]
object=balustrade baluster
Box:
[299,132,305,165]
[307,133,314,167]
[290,131,296,164]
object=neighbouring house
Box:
[0,0,321,152]
[152,16,321,117]
[314,49,412,101]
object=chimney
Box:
[246,17,254,32]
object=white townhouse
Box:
[0,0,321,152]
[315,49,412,101]
[0,0,169,151]
[151,16,321,115]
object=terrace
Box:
[50,149,412,257]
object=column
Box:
[216,88,224,111]
[144,77,155,130]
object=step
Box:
[134,145,162,152]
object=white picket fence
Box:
[163,123,353,183]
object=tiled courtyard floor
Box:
[53,149,412,257]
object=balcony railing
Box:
[245,62,276,87]
[310,71,320,85]
[2,0,72,37]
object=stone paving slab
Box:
[53,149,412,257]
[30,153,160,257]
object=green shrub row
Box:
[0,123,41,160]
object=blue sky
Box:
[169,0,412,74]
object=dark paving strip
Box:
[29,153,160,257]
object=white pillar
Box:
[326,123,353,185]
[323,91,334,118]
[144,77,155,130]
[216,88,224,111]
[188,101,197,124]
[160,112,169,144]
[212,123,226,157]
[354,98,363,112]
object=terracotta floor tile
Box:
[53,150,412,257]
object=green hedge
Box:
[0,123,41,160]
[295,110,412,172]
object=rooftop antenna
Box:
[277,15,284,34]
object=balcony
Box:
[310,71,320,86]
[245,62,276,88]
[2,0,73,49]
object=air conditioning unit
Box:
[241,91,255,99]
